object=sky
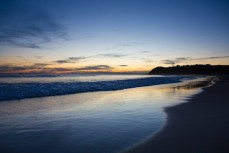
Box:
[0,0,229,74]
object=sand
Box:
[125,77,229,153]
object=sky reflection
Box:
[0,78,207,153]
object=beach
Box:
[125,77,229,153]
[1,0,228,152]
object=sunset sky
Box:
[0,0,228,74]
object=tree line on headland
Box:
[148,64,229,75]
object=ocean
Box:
[0,74,210,153]
[0,74,193,101]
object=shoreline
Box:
[124,77,229,153]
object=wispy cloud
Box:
[0,65,25,72]
[162,57,190,64]
[0,64,69,74]
[0,63,50,73]
[140,51,153,54]
[162,56,229,65]
[75,65,112,71]
[162,57,192,65]
[30,63,51,68]
[54,53,126,64]
[68,57,88,60]
[119,65,128,67]
[193,56,229,60]
[162,60,176,65]
[54,56,87,64]
[0,7,67,49]
[95,53,126,58]
[0,63,114,73]
[54,60,75,64]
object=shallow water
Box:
[0,78,208,153]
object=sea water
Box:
[0,74,193,101]
[0,74,208,153]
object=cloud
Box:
[51,68,72,72]
[0,5,67,49]
[0,63,51,72]
[0,63,113,74]
[54,60,74,64]
[0,65,26,72]
[162,60,176,65]
[193,56,229,60]
[30,63,51,68]
[68,57,88,60]
[0,64,69,74]
[162,56,229,65]
[54,57,87,64]
[54,53,125,64]
[119,65,128,67]
[175,57,189,61]
[96,53,126,58]
[75,65,112,71]
[161,57,190,65]
[140,51,152,53]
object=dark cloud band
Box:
[162,56,229,65]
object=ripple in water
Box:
[0,77,209,153]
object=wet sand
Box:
[125,77,229,153]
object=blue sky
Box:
[0,0,228,73]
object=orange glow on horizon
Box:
[0,55,228,74]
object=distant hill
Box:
[148,65,229,75]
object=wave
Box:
[0,76,194,101]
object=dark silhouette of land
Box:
[148,65,229,75]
